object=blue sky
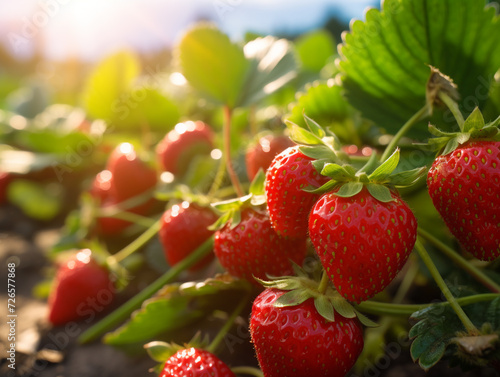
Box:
[1,0,378,61]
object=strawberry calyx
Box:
[306,148,426,203]
[256,262,377,327]
[209,169,266,230]
[428,107,500,156]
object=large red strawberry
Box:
[427,140,500,261]
[156,121,213,176]
[48,249,114,326]
[250,288,364,377]
[214,208,307,285]
[107,142,157,202]
[159,202,218,271]
[309,187,417,303]
[160,348,235,377]
[265,145,329,239]
[245,134,294,181]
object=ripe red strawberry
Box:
[156,121,214,175]
[90,170,113,203]
[265,146,329,239]
[48,249,114,326]
[160,347,235,377]
[250,288,364,377]
[159,202,218,271]
[214,208,307,285]
[107,143,157,202]
[427,140,500,261]
[309,188,417,303]
[245,134,294,181]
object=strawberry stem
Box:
[356,293,499,316]
[208,157,227,197]
[223,106,244,197]
[78,236,215,344]
[206,293,250,354]
[417,229,500,293]
[318,271,331,294]
[380,104,430,162]
[438,91,465,130]
[108,217,161,264]
[414,239,479,334]
[231,366,264,377]
[97,210,157,229]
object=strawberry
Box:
[89,170,113,203]
[0,171,12,205]
[265,145,329,239]
[156,121,214,176]
[309,187,417,303]
[245,134,294,181]
[427,140,500,260]
[214,207,307,285]
[107,142,157,202]
[250,288,364,377]
[160,347,235,377]
[48,249,114,326]
[159,202,218,271]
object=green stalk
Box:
[98,210,157,229]
[317,271,331,295]
[357,293,499,316]
[206,294,250,354]
[208,158,227,197]
[223,106,244,197]
[108,218,161,264]
[231,366,264,377]
[417,229,500,293]
[415,240,478,334]
[438,91,465,130]
[79,236,215,344]
[380,104,430,162]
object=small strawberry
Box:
[160,348,235,377]
[0,171,12,205]
[265,145,329,239]
[214,207,307,285]
[309,187,417,303]
[245,134,294,181]
[107,142,157,202]
[156,121,214,176]
[426,108,500,261]
[48,249,114,326]
[250,287,364,377]
[159,201,218,271]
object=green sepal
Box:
[368,148,399,183]
[428,124,456,138]
[388,167,427,188]
[249,169,265,196]
[321,163,356,180]
[208,211,233,231]
[285,120,323,145]
[274,288,311,307]
[462,107,485,133]
[354,309,378,328]
[330,295,356,319]
[334,181,363,198]
[302,180,338,194]
[314,295,335,322]
[303,113,326,139]
[470,125,500,140]
[366,184,394,203]
[299,145,336,161]
[254,276,303,291]
[144,341,182,363]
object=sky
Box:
[0,0,378,61]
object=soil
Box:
[0,205,498,377]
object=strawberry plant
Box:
[2,1,500,376]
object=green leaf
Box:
[286,80,356,143]
[314,295,335,322]
[368,149,400,182]
[286,121,323,145]
[366,184,394,203]
[238,36,299,107]
[487,297,500,330]
[334,182,363,198]
[178,24,249,108]
[339,0,500,137]
[7,180,62,220]
[303,113,326,139]
[83,50,140,121]
[295,29,336,72]
[462,107,485,133]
